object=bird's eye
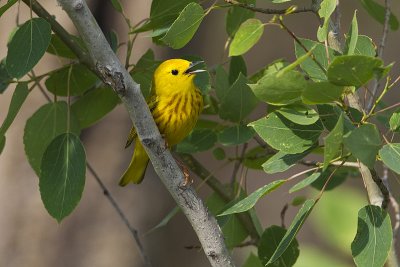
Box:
[171,69,179,75]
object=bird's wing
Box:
[124,94,158,148]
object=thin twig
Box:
[366,0,392,112]
[224,0,314,15]
[278,18,327,75]
[86,163,152,266]
[230,143,248,187]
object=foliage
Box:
[1,0,399,266]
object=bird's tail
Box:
[119,139,149,186]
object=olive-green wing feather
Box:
[124,94,158,148]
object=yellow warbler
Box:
[119,59,205,186]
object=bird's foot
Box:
[176,158,193,189]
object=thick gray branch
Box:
[56,0,234,266]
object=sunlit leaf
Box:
[229,19,264,56]
[250,113,323,154]
[379,143,400,174]
[276,105,319,125]
[327,55,384,88]
[344,11,358,55]
[249,70,306,105]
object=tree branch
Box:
[223,0,315,15]
[54,1,234,266]
[367,0,392,112]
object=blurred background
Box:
[0,0,399,266]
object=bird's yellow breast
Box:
[152,87,203,146]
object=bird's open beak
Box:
[185,61,206,75]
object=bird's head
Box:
[153,59,206,95]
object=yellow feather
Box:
[119,59,204,186]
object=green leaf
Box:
[242,253,263,267]
[229,18,264,56]
[250,113,323,154]
[389,112,400,132]
[343,124,381,168]
[243,146,272,170]
[218,124,254,146]
[229,56,247,84]
[316,0,337,41]
[267,199,316,265]
[360,0,399,30]
[133,0,193,33]
[258,225,299,267]
[46,34,84,59]
[354,35,376,57]
[0,83,29,136]
[175,128,217,153]
[344,11,358,55]
[24,102,81,175]
[218,180,286,216]
[71,87,120,128]
[0,0,18,18]
[249,70,306,105]
[110,0,123,13]
[0,59,11,93]
[302,81,345,104]
[276,105,319,125]
[0,135,5,154]
[295,38,335,81]
[262,149,312,174]
[379,143,400,174]
[323,114,344,169]
[219,73,258,122]
[225,0,255,37]
[207,192,248,248]
[351,205,392,267]
[130,49,159,98]
[160,2,204,49]
[215,65,230,101]
[212,147,226,160]
[289,172,321,193]
[6,18,51,78]
[327,55,384,88]
[291,196,307,206]
[45,64,98,96]
[40,133,86,222]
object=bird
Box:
[119,59,205,186]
